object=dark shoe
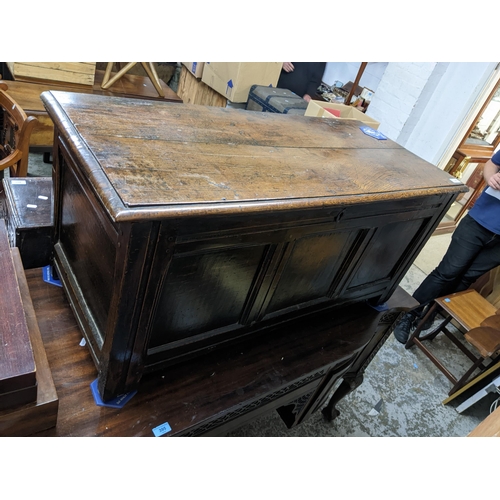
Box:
[393,313,416,344]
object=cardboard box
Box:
[6,62,96,86]
[182,62,205,78]
[305,100,380,130]
[201,62,282,103]
[177,66,227,107]
[360,87,374,102]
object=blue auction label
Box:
[153,422,172,437]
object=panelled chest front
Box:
[42,91,466,400]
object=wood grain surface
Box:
[41,91,466,214]
[436,289,497,330]
[0,249,58,436]
[469,405,500,437]
[0,220,36,395]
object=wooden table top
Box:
[41,91,466,218]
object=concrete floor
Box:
[8,153,499,437]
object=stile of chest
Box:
[41,91,467,401]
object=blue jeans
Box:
[412,214,500,310]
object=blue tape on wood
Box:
[153,422,172,437]
[367,301,389,311]
[42,265,62,287]
[90,379,137,408]
[360,125,387,140]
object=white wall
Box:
[323,62,388,92]
[366,62,498,166]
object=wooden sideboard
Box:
[41,91,467,401]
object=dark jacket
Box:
[277,62,326,98]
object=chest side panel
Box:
[56,143,118,348]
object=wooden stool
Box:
[406,289,500,396]
[101,63,165,97]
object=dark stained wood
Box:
[2,177,53,268]
[41,91,467,401]
[0,249,58,436]
[0,221,36,401]
[322,289,418,421]
[24,266,412,436]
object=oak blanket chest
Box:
[41,91,466,401]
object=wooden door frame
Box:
[437,65,500,171]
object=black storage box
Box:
[246,85,308,115]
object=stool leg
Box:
[448,356,485,396]
[423,315,452,341]
[141,63,165,97]
[405,303,440,349]
[101,62,137,90]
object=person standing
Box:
[394,150,500,343]
[277,62,326,103]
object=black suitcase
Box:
[246,85,307,115]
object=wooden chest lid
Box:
[41,91,467,220]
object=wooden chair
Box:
[0,84,38,177]
[406,288,500,396]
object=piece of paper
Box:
[485,186,500,200]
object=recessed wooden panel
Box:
[266,230,356,315]
[149,245,267,348]
[59,160,116,338]
[347,218,427,289]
